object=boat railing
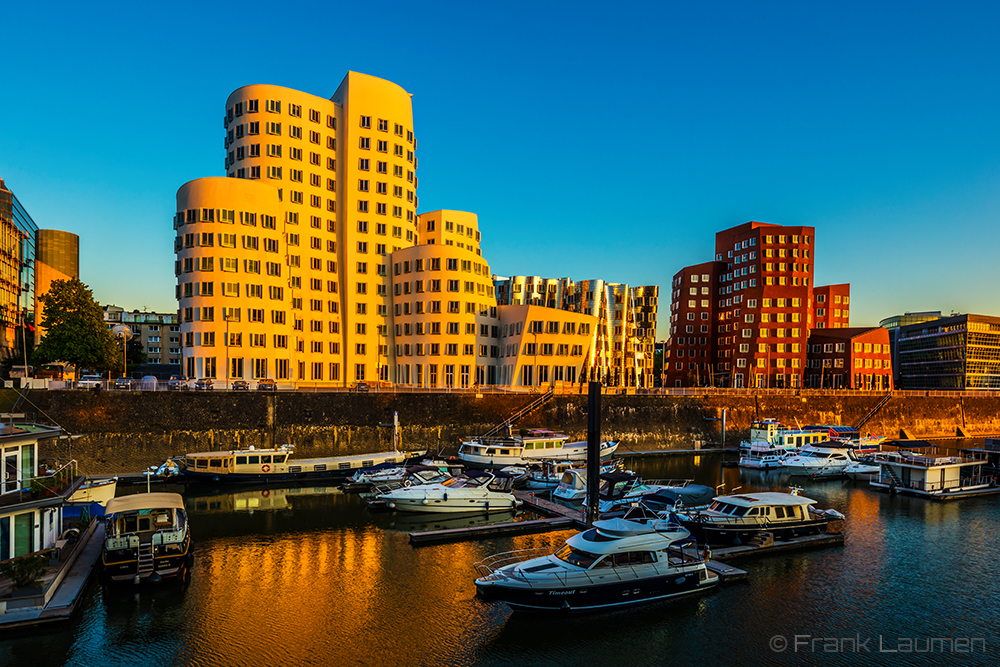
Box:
[473,547,556,577]
[685,512,771,527]
[642,478,693,488]
[879,475,994,492]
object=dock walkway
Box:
[409,517,574,546]
[0,522,104,630]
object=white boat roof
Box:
[566,523,690,554]
[106,492,185,514]
[716,492,816,506]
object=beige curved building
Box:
[175,72,419,386]
[34,229,80,341]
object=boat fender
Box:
[421,498,429,505]
[387,502,396,509]
[403,479,412,487]
[443,493,448,501]
[675,576,686,585]
[261,490,270,498]
[148,572,163,585]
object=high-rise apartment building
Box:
[175,73,419,385]
[494,276,658,387]
[665,221,850,389]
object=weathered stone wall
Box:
[28,390,1000,475]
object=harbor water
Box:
[2,450,998,666]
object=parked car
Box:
[231,380,250,391]
[351,382,370,393]
[78,375,103,389]
[194,378,214,391]
[256,378,277,392]
[168,375,189,391]
[113,377,138,390]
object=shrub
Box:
[0,553,48,590]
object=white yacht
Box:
[552,468,588,501]
[458,430,618,468]
[844,454,885,481]
[675,490,845,546]
[782,443,857,477]
[380,470,521,513]
[474,506,719,611]
[738,444,790,470]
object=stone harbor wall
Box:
[26,390,1000,475]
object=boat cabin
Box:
[744,420,827,450]
[703,493,814,523]
[449,470,517,493]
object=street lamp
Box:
[224,310,230,390]
[111,324,132,380]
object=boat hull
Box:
[476,570,717,612]
[679,518,832,546]
[384,495,521,514]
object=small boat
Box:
[589,472,699,514]
[739,444,790,470]
[68,477,118,507]
[101,492,193,584]
[349,459,461,487]
[474,505,719,611]
[675,490,844,546]
[844,456,881,482]
[524,460,579,491]
[458,429,618,469]
[782,443,857,477]
[551,462,625,502]
[379,470,521,514]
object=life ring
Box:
[261,489,270,498]
[262,464,271,473]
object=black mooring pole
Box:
[585,381,602,526]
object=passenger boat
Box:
[101,492,193,584]
[738,419,828,454]
[379,470,521,513]
[870,449,997,498]
[782,443,857,477]
[474,506,719,611]
[675,490,845,546]
[458,429,618,468]
[179,444,427,483]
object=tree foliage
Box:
[35,278,122,373]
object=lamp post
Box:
[111,324,132,381]
[224,310,230,390]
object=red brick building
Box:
[664,261,725,386]
[813,284,851,329]
[806,327,892,390]
[664,221,851,388]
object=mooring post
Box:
[585,381,601,526]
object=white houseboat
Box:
[870,450,998,499]
[458,430,618,468]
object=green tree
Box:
[127,337,147,367]
[35,278,122,374]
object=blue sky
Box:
[2,1,998,339]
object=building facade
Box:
[813,284,850,329]
[175,72,419,386]
[0,179,37,359]
[879,311,942,388]
[806,327,892,390]
[664,221,851,389]
[896,314,1000,390]
[493,276,659,387]
[34,229,80,341]
[104,306,181,367]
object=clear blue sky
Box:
[3,1,999,340]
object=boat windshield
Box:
[554,544,602,569]
[442,476,486,489]
[708,501,750,517]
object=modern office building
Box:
[34,229,80,340]
[493,275,659,387]
[879,311,941,387]
[896,313,1000,390]
[805,327,892,390]
[0,179,37,359]
[104,306,182,367]
[664,221,851,388]
[175,72,419,386]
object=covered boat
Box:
[101,492,193,584]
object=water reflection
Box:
[2,455,997,667]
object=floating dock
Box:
[685,532,845,563]
[409,517,575,546]
[619,447,731,458]
[0,522,104,630]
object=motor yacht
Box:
[675,490,845,546]
[101,492,193,584]
[738,444,790,470]
[380,470,521,513]
[474,506,719,611]
[782,443,857,476]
